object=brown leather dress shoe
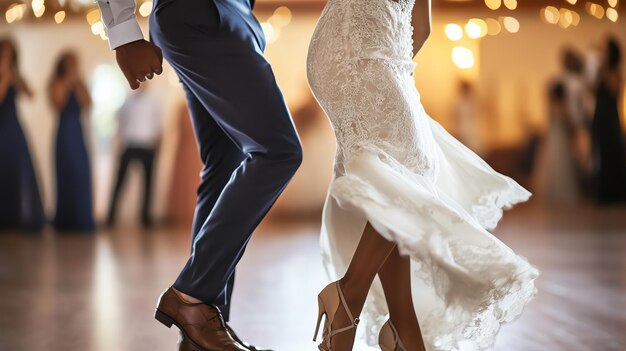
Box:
[178,327,273,351]
[155,287,247,351]
[225,323,273,351]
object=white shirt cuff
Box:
[106,18,144,50]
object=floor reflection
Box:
[0,203,624,351]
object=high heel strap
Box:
[379,320,406,351]
[329,281,359,338]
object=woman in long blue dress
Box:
[0,38,45,232]
[592,37,626,203]
[48,51,95,232]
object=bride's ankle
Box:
[338,278,368,315]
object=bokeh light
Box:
[486,18,502,35]
[504,0,517,10]
[485,0,502,10]
[542,6,560,24]
[606,7,619,22]
[139,1,153,17]
[269,6,292,28]
[502,17,520,33]
[452,46,475,69]
[54,10,66,24]
[467,19,488,39]
[445,23,463,41]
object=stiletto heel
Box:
[313,296,326,341]
[313,281,360,350]
[378,320,406,351]
[154,309,174,328]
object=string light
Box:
[5,3,27,23]
[452,46,475,69]
[501,16,520,33]
[467,19,488,39]
[541,6,560,24]
[54,10,66,24]
[261,22,280,44]
[139,1,153,17]
[503,0,517,10]
[486,18,501,35]
[585,2,605,19]
[485,0,501,10]
[606,7,619,22]
[562,9,576,28]
[445,23,463,41]
[86,8,101,25]
[269,6,292,28]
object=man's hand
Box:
[115,40,163,90]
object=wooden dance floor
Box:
[0,203,624,351]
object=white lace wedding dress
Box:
[306,0,539,350]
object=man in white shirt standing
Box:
[107,84,162,228]
[96,0,301,350]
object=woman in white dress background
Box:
[306,0,539,350]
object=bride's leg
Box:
[331,223,396,350]
[378,247,426,351]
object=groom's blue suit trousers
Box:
[150,0,302,320]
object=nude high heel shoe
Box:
[378,320,407,351]
[313,281,360,351]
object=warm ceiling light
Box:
[139,1,152,17]
[606,7,619,21]
[452,46,475,69]
[571,11,581,25]
[261,22,280,44]
[465,22,481,39]
[485,0,501,10]
[54,10,65,24]
[486,18,501,35]
[91,21,104,35]
[502,16,520,33]
[542,6,560,24]
[503,0,517,10]
[586,2,605,19]
[5,3,27,23]
[33,5,45,18]
[445,23,463,41]
[86,8,101,25]
[558,9,573,28]
[465,19,486,39]
[270,6,292,28]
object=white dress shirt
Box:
[96,0,144,49]
[117,90,163,148]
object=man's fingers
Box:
[122,68,140,89]
[129,78,140,90]
[154,45,163,63]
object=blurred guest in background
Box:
[535,82,580,206]
[107,84,162,227]
[0,38,44,232]
[48,51,95,232]
[453,80,483,155]
[559,48,595,199]
[591,37,626,203]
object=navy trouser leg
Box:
[183,83,246,320]
[150,0,302,311]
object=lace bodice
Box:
[307,0,438,178]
